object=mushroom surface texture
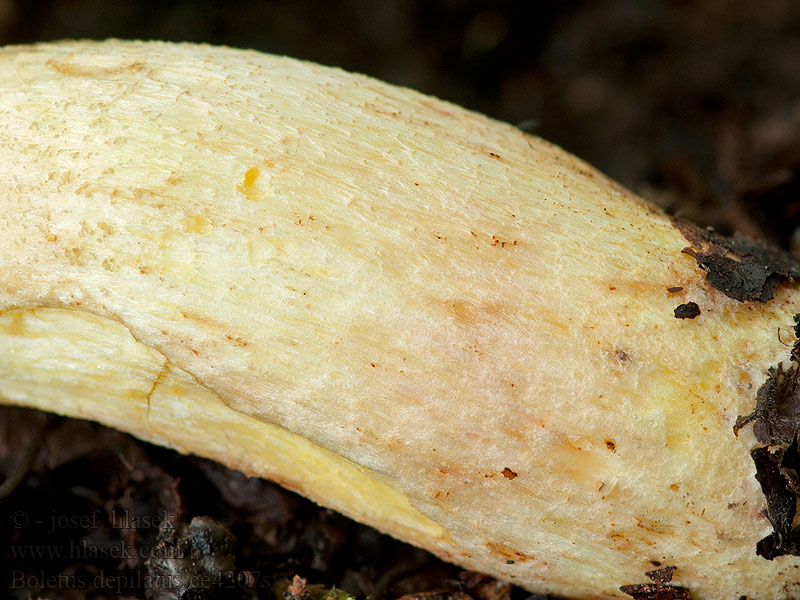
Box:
[2,40,800,600]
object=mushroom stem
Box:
[1,40,798,600]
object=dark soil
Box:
[1,2,799,600]
[0,408,503,600]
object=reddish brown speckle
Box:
[605,440,616,452]
[501,467,518,480]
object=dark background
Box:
[1,2,800,599]
[1,0,799,243]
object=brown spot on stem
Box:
[486,541,530,562]
[674,302,701,319]
[615,349,631,363]
[501,468,517,480]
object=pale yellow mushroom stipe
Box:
[1,40,799,600]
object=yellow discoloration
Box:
[237,166,261,201]
[182,214,213,235]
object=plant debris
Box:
[644,567,675,585]
[749,445,800,559]
[274,575,361,600]
[396,591,472,600]
[673,303,700,320]
[146,516,237,600]
[734,364,800,446]
[734,316,800,559]
[283,575,312,600]
[618,583,690,600]
[619,566,689,599]
[676,219,800,302]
